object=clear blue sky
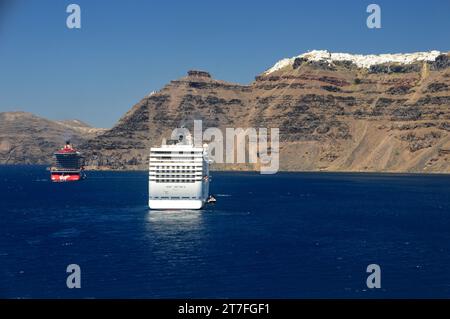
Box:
[1,0,449,128]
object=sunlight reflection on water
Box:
[145,210,205,237]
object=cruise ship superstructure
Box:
[148,135,210,210]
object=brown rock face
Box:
[80,53,450,173]
[80,98,150,169]
[0,112,104,164]
[187,70,212,78]
[3,52,450,173]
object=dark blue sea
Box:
[1,165,450,298]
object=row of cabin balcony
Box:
[149,152,203,157]
[149,174,203,178]
[150,153,204,158]
[149,179,201,183]
[150,147,204,152]
[149,176,203,179]
[149,168,203,172]
[149,168,203,171]
[150,170,202,174]
[149,170,203,174]
[149,164,203,167]
[149,159,204,164]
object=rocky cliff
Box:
[0,112,104,164]
[251,50,450,172]
[80,50,450,173]
[3,50,450,172]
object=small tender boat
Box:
[206,195,216,204]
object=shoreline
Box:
[1,164,450,176]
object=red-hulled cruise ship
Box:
[50,141,85,182]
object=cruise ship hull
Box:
[148,199,205,210]
[51,172,82,182]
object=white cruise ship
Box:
[148,135,210,210]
